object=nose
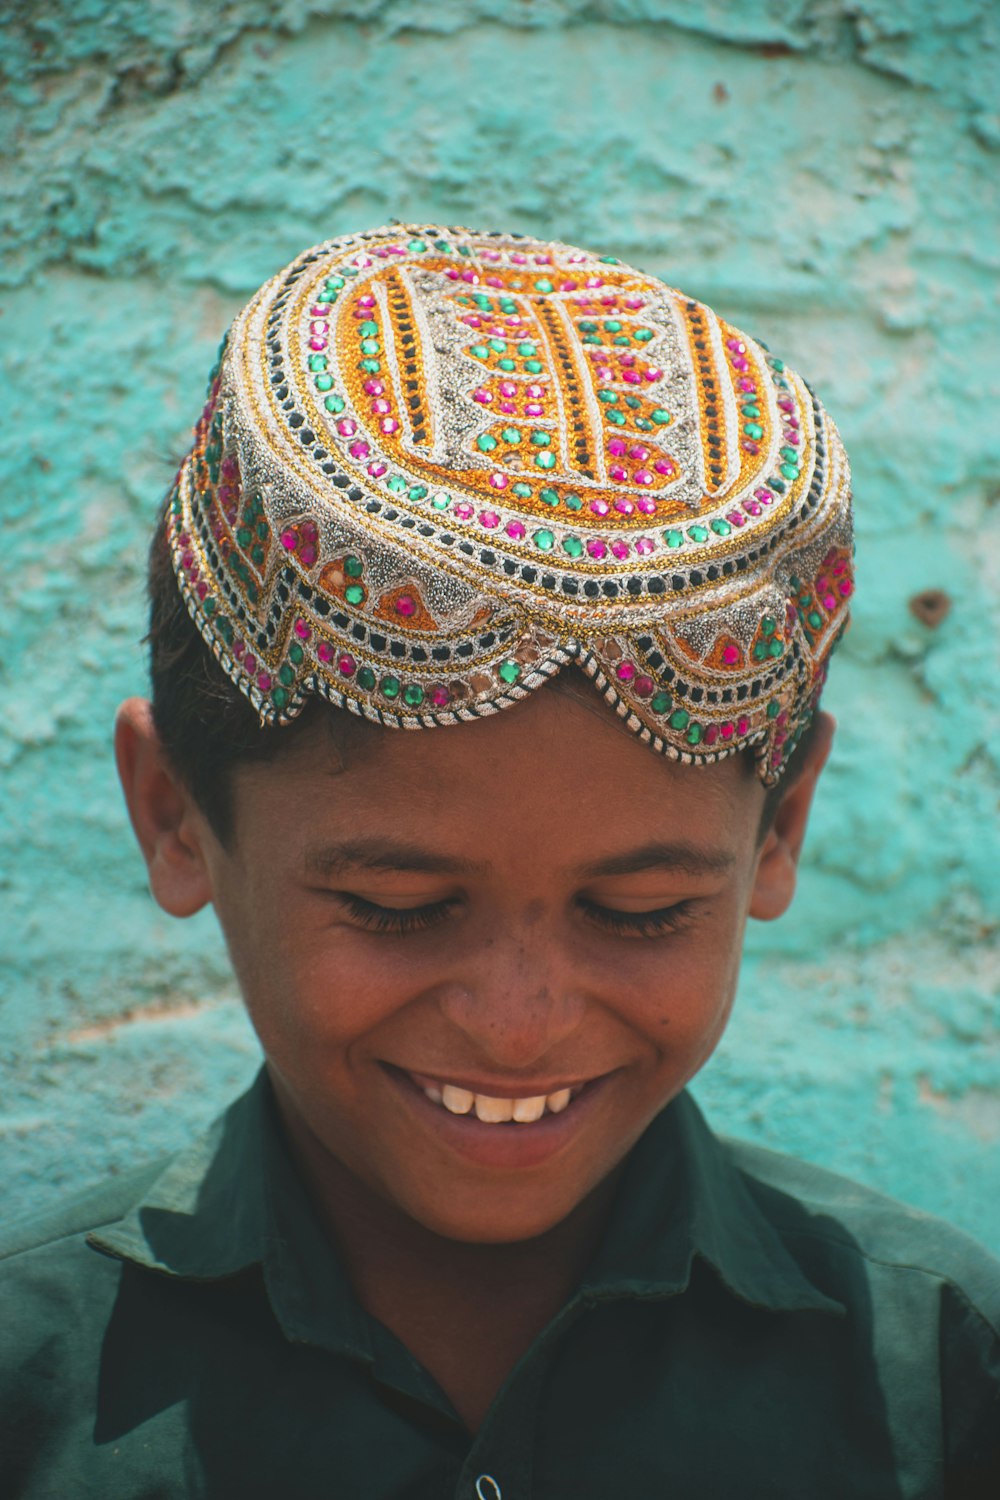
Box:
[435,914,586,1071]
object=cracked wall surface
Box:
[2,0,998,1247]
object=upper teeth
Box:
[427,1082,578,1123]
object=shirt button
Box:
[475,1477,502,1500]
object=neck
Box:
[271,1080,623,1430]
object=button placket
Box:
[457,1290,596,1499]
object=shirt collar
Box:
[89,1071,374,1361]
[90,1068,841,1347]
[581,1090,843,1316]
[90,1076,269,1277]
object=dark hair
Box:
[147,499,815,845]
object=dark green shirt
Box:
[3,1070,999,1498]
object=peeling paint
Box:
[58,995,230,1045]
[917,1078,1000,1144]
[1,2,998,1249]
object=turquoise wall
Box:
[2,1,998,1247]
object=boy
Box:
[3,225,998,1497]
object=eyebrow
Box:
[303,839,488,879]
[577,842,736,880]
[303,837,734,882]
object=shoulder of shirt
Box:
[718,1132,1000,1337]
[0,1158,170,1265]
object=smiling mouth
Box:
[402,1070,590,1125]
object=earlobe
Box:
[749,712,835,923]
[114,698,215,918]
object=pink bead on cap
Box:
[166,223,853,783]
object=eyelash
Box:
[336,895,457,934]
[577,898,697,939]
[335,894,697,939]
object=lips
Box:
[380,1062,611,1169]
[416,1077,586,1124]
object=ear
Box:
[114,697,215,918]
[749,711,835,922]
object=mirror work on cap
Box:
[168,224,853,784]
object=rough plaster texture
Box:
[2,1,998,1246]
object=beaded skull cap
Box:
[169,224,853,783]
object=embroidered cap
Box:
[167,224,853,783]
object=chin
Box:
[405,1188,585,1246]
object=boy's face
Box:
[119,685,826,1244]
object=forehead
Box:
[233,682,764,864]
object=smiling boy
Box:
[2,226,998,1497]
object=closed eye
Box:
[577,898,698,939]
[334,893,457,934]
[332,893,699,939]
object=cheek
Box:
[221,898,411,1066]
[604,903,748,1054]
